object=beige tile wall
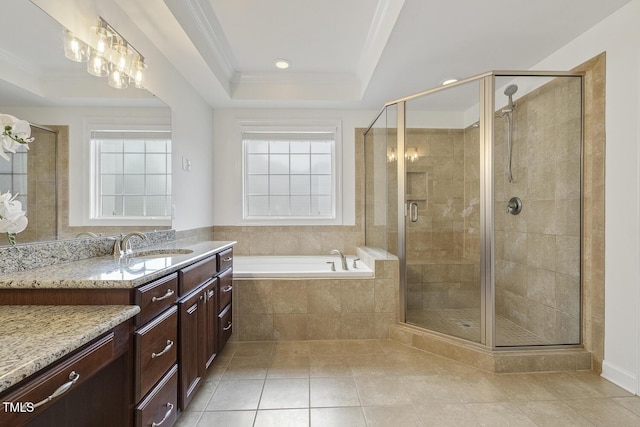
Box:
[575,53,606,372]
[494,76,583,345]
[17,126,58,243]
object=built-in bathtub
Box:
[233,255,373,279]
[230,249,399,341]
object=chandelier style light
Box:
[63,17,147,89]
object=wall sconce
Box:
[406,146,419,162]
[63,17,147,90]
[387,147,397,163]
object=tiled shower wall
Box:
[494,76,582,345]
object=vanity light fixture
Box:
[63,17,147,90]
[274,59,291,69]
[442,78,458,85]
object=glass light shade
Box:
[108,68,128,89]
[109,42,132,73]
[130,58,146,89]
[90,24,111,55]
[63,29,90,62]
[87,51,109,77]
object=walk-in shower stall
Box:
[364,71,583,349]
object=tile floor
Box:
[174,339,640,427]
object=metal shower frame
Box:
[365,70,585,350]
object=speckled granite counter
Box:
[0,305,140,393]
[0,240,235,289]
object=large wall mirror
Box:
[0,1,172,247]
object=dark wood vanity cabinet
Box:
[177,258,221,410]
[0,323,133,427]
[132,274,179,427]
[175,248,233,411]
[0,244,234,426]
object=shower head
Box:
[504,84,518,97]
[504,84,518,111]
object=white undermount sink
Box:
[128,248,194,259]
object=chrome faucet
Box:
[113,232,147,256]
[330,249,348,270]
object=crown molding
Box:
[356,0,405,97]
[164,0,236,94]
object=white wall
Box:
[32,0,216,232]
[533,0,640,393]
[212,109,376,226]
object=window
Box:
[91,129,171,221]
[0,145,28,209]
[242,126,340,223]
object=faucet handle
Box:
[326,261,336,272]
[352,258,360,269]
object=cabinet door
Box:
[177,288,204,410]
[203,278,218,370]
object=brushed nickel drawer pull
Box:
[222,257,232,262]
[151,402,174,427]
[222,285,233,293]
[151,340,174,359]
[223,322,232,331]
[151,289,174,302]
[32,371,80,409]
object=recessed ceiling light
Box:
[442,78,458,85]
[274,59,291,69]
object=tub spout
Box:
[330,249,348,270]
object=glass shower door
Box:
[403,80,484,343]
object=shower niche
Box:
[364,71,583,351]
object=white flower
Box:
[0,191,28,236]
[1,114,33,162]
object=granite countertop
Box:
[0,305,140,393]
[0,240,236,290]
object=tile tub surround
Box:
[232,247,399,341]
[0,305,140,392]
[0,229,176,275]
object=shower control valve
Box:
[506,197,523,215]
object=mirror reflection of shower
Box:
[497,84,518,183]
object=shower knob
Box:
[506,197,522,215]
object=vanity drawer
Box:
[179,256,217,296]
[0,333,115,427]
[135,306,178,402]
[135,273,178,326]
[218,304,232,350]
[136,364,178,427]
[217,247,233,272]
[217,268,233,313]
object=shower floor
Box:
[406,308,550,346]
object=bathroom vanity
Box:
[0,240,235,427]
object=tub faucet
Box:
[330,249,348,270]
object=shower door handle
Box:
[409,202,419,222]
